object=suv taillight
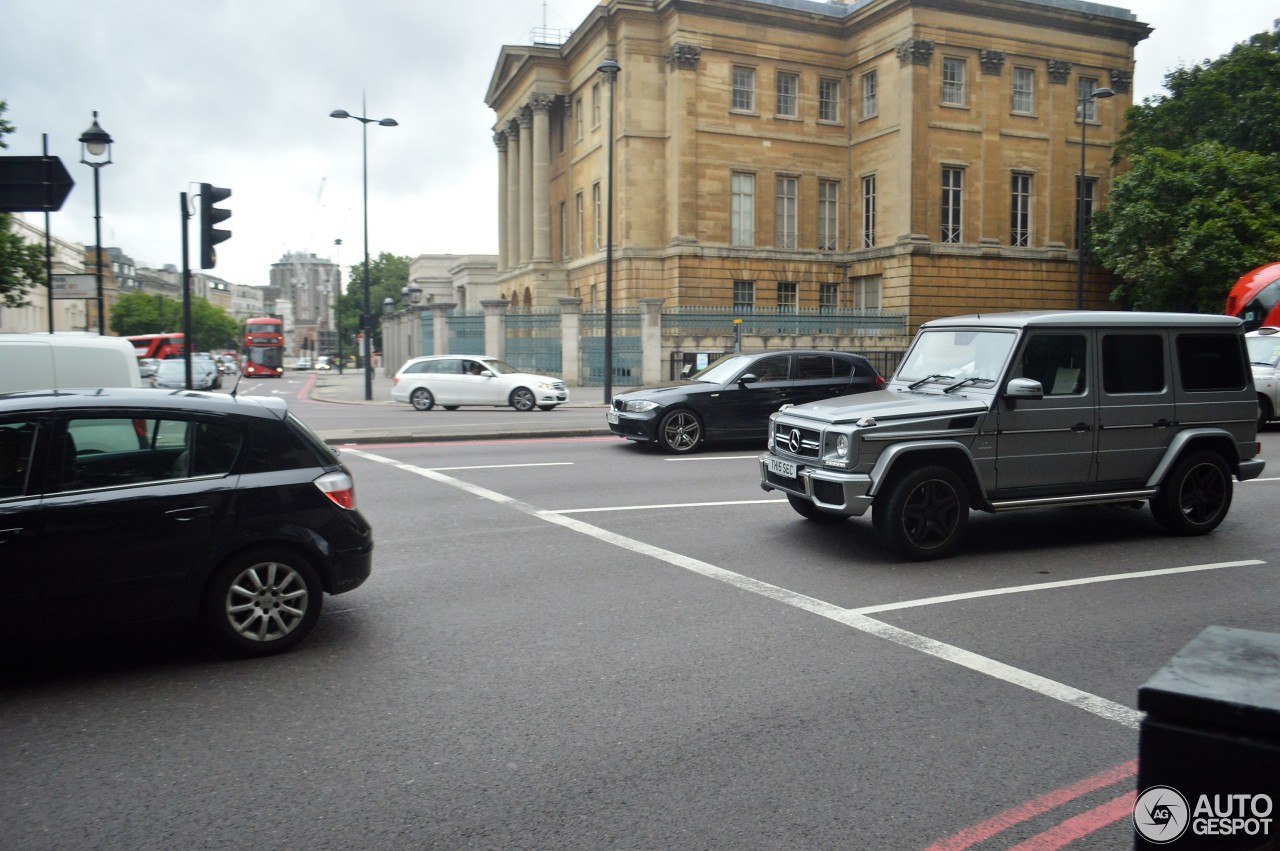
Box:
[314,471,356,510]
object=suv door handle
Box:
[1071,422,1093,432]
[1153,419,1175,428]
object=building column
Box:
[505,120,521,270]
[518,107,534,265]
[558,297,582,386]
[665,44,702,245]
[494,132,509,273]
[530,93,555,262]
[429,302,456,356]
[639,297,665,385]
[481,298,511,361]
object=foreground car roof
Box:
[0,387,288,420]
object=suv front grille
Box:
[772,423,821,458]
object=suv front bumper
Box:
[759,452,873,517]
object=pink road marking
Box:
[923,760,1137,851]
[1005,790,1137,850]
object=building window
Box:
[575,97,583,140]
[819,78,841,122]
[818,179,839,251]
[1079,76,1101,121]
[775,176,798,249]
[862,174,877,249]
[732,66,756,112]
[731,172,755,247]
[733,280,756,311]
[942,167,964,243]
[1011,172,1032,247]
[777,281,798,312]
[592,82,602,127]
[1012,67,1035,114]
[1076,176,1097,250]
[820,283,840,312]
[592,182,602,251]
[776,71,799,118]
[850,275,882,312]
[861,70,878,119]
[575,191,584,257]
[942,58,966,106]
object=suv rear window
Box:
[1177,334,1248,391]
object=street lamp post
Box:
[597,57,620,404]
[330,99,398,400]
[1076,85,1114,310]
[334,238,344,374]
[78,111,113,335]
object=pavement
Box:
[302,368,619,445]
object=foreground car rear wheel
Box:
[204,550,323,657]
[1150,450,1232,535]
[658,409,702,453]
[510,387,536,412]
[410,388,434,411]
[873,465,969,560]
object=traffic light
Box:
[199,183,231,269]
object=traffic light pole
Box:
[181,191,194,389]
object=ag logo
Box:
[1134,785,1190,844]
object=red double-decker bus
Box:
[243,316,285,378]
[1225,261,1280,331]
[127,332,185,361]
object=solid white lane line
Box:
[345,448,1142,730]
[850,560,1267,615]
[664,455,759,462]
[425,462,573,472]
[547,498,786,514]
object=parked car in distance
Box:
[152,356,220,391]
[391,355,569,412]
[761,311,1264,560]
[138,357,160,379]
[294,357,314,371]
[608,350,884,453]
[315,356,333,371]
[1246,326,1280,427]
[0,388,373,656]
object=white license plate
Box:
[606,411,619,424]
[767,457,796,479]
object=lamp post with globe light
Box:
[78,112,113,335]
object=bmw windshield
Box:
[689,354,755,384]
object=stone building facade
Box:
[485,0,1150,331]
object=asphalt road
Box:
[3,379,1278,849]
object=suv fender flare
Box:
[1144,428,1240,488]
[867,440,988,504]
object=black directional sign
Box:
[0,155,76,213]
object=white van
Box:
[0,333,143,394]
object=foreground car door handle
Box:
[165,505,212,522]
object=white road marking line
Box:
[1244,476,1280,482]
[850,560,1267,615]
[664,455,759,462]
[548,498,785,514]
[424,462,573,472]
[346,448,1142,729]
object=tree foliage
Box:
[0,100,45,307]
[110,292,243,352]
[1092,25,1280,311]
[336,251,412,350]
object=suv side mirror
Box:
[1004,377,1043,401]
[738,373,759,386]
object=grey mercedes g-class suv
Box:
[759,311,1265,560]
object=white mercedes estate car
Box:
[391,355,569,412]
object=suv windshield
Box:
[897,329,1016,388]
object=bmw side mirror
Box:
[739,373,759,386]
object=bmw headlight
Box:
[625,400,660,413]
[835,433,850,459]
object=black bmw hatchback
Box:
[0,388,373,656]
[607,349,884,453]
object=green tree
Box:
[1092,24,1280,311]
[110,292,242,352]
[337,251,411,352]
[0,100,45,307]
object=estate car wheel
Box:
[204,549,323,657]
[410,388,435,411]
[787,493,846,523]
[510,388,536,412]
[1150,450,1233,536]
[872,465,969,561]
[658,409,702,454]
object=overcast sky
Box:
[2,0,1276,289]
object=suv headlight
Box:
[625,400,660,413]
[835,433,850,459]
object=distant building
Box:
[0,213,91,333]
[486,0,1151,329]
[408,254,499,311]
[269,252,340,357]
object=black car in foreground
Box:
[607,349,884,453]
[0,388,373,656]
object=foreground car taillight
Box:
[314,471,357,510]
[875,374,886,390]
